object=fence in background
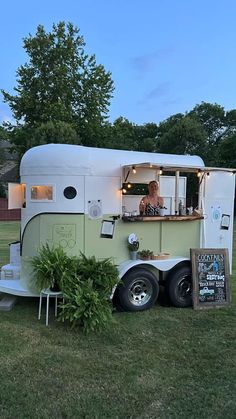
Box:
[0,198,20,221]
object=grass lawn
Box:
[0,221,21,266]
[0,221,235,418]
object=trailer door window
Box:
[30,185,54,201]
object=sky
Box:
[1,0,236,125]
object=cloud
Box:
[138,81,172,106]
[131,47,174,75]
[146,82,172,100]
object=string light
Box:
[132,166,136,174]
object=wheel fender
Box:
[118,258,189,280]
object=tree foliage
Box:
[156,115,207,157]
[218,134,236,168]
[1,21,236,169]
[1,22,114,154]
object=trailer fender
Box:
[118,257,189,280]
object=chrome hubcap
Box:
[128,279,152,306]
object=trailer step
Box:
[0,294,17,311]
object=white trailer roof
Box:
[20,144,205,177]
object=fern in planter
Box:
[76,253,119,297]
[59,278,114,333]
[138,249,154,260]
[30,243,77,291]
[59,253,119,333]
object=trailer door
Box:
[8,183,25,209]
[201,171,235,271]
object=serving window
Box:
[30,185,54,201]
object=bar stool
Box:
[38,289,64,326]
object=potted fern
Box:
[59,253,120,333]
[138,249,154,260]
[30,243,76,292]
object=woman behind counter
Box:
[139,180,164,216]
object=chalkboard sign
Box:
[191,248,231,310]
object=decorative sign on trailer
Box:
[191,248,231,310]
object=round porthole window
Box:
[63,186,77,199]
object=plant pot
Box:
[130,251,138,260]
[50,282,61,292]
[139,256,151,260]
[151,253,170,260]
[159,208,167,216]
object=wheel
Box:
[167,265,192,308]
[117,269,159,312]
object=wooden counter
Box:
[122,215,203,222]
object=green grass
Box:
[0,221,235,418]
[0,221,20,266]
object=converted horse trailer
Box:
[0,144,235,311]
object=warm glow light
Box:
[122,188,127,194]
[132,166,136,174]
[127,183,132,189]
[197,170,201,178]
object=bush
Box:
[59,278,115,333]
[59,253,120,333]
[31,247,119,332]
[0,183,6,198]
[30,243,76,291]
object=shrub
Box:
[30,243,76,291]
[59,253,119,333]
[59,278,114,333]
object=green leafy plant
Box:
[59,253,119,333]
[138,249,154,259]
[59,279,114,333]
[128,240,139,251]
[30,243,76,291]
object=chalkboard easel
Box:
[191,248,231,310]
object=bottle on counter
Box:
[179,200,183,215]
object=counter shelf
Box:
[122,215,204,222]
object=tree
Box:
[188,102,236,165]
[156,115,207,159]
[1,22,114,154]
[135,123,158,152]
[218,134,236,168]
[9,121,79,158]
[100,117,137,150]
[188,102,225,144]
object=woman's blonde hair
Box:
[148,180,159,187]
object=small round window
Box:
[63,186,77,199]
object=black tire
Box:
[118,269,159,312]
[167,265,192,308]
